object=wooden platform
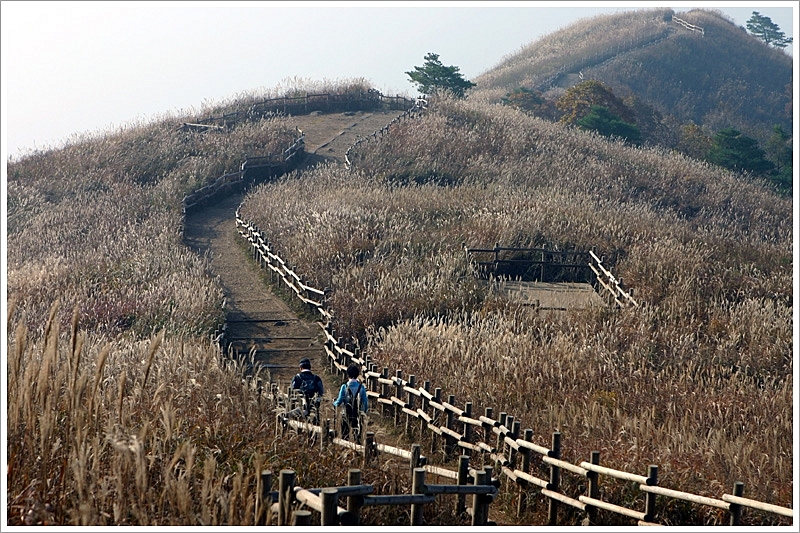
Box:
[490,281,605,311]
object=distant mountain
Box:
[474,8,792,146]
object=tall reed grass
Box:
[6,79,474,525]
[6,302,443,525]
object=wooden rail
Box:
[180,131,304,216]
[589,249,638,307]
[672,15,705,36]
[189,90,416,130]
[345,98,427,168]
[263,461,496,525]
[466,244,593,283]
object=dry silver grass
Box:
[239,97,791,523]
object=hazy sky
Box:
[2,1,796,158]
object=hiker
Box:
[286,358,324,422]
[333,364,369,441]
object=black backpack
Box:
[295,372,322,404]
[343,383,363,438]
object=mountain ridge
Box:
[473,8,792,147]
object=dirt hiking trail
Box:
[183,110,403,387]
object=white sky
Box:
[1,1,796,158]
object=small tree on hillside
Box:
[765,124,793,193]
[706,127,774,175]
[406,53,476,98]
[501,87,559,120]
[577,105,641,144]
[556,80,635,126]
[746,11,793,48]
[676,123,713,161]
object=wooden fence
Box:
[465,245,637,308]
[234,216,791,526]
[180,89,418,221]
[251,460,497,526]
[345,98,427,168]
[672,15,705,36]
[180,131,305,216]
[466,245,592,282]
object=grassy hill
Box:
[473,8,793,148]
[242,96,791,525]
[5,19,793,526]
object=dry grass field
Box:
[6,74,793,526]
[240,96,792,525]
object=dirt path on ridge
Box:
[183,110,403,388]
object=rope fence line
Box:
[233,217,791,526]
[344,97,427,168]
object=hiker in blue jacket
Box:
[333,364,369,440]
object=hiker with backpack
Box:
[286,358,324,423]
[333,364,369,441]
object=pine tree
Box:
[406,53,476,98]
[746,12,793,49]
[706,128,774,175]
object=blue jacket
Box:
[333,379,368,412]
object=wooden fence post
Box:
[510,420,521,468]
[394,370,403,427]
[421,380,431,438]
[471,469,489,526]
[292,509,312,525]
[586,450,600,525]
[321,488,339,525]
[405,375,416,435]
[517,429,533,517]
[368,363,378,408]
[364,432,375,466]
[729,482,744,526]
[278,469,295,526]
[411,467,427,526]
[445,394,456,456]
[431,388,442,455]
[347,469,363,525]
[463,401,473,444]
[483,465,494,524]
[496,412,507,458]
[548,432,561,526]
[456,454,470,517]
[644,465,658,522]
[483,407,493,447]
[258,469,273,525]
[321,418,330,451]
[381,367,390,418]
[503,415,515,466]
[411,444,422,479]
